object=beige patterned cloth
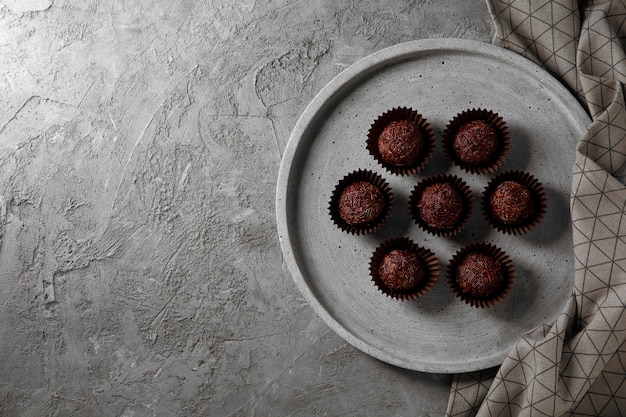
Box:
[446,1,626,416]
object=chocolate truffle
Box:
[418,182,463,230]
[456,253,504,298]
[377,120,423,166]
[367,108,435,176]
[370,237,440,300]
[482,171,546,235]
[330,170,393,235]
[338,181,385,225]
[489,180,534,225]
[453,120,499,165]
[447,242,514,308]
[378,249,425,292]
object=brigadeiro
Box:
[370,237,439,301]
[482,170,547,235]
[442,108,510,174]
[446,242,514,308]
[328,169,393,235]
[408,174,473,237]
[366,107,435,176]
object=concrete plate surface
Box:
[277,38,590,373]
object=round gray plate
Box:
[276,38,590,373]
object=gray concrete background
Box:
[0,1,492,416]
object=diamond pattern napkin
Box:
[446,1,626,416]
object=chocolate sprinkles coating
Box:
[378,249,425,292]
[377,120,423,166]
[456,253,504,298]
[417,182,463,230]
[489,180,534,225]
[453,120,499,165]
[338,181,386,225]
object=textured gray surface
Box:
[0,1,491,416]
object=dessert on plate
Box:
[482,170,547,235]
[328,169,393,235]
[442,108,510,174]
[408,174,473,236]
[370,237,440,301]
[446,242,515,308]
[366,107,435,176]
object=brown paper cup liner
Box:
[366,107,436,176]
[481,170,547,235]
[441,108,510,175]
[328,169,393,235]
[369,237,440,301]
[408,174,473,237]
[446,242,515,308]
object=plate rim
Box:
[275,38,590,373]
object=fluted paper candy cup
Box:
[328,169,393,235]
[446,242,515,309]
[366,107,435,176]
[442,108,510,175]
[370,237,440,301]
